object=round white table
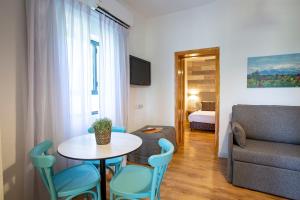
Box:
[58,132,142,200]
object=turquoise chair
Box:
[109,138,174,200]
[87,126,126,174]
[30,140,101,200]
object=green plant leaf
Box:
[92,118,112,134]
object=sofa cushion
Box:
[233,139,300,171]
[232,105,300,144]
[232,122,246,148]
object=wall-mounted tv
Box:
[130,55,151,86]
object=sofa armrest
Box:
[227,131,233,182]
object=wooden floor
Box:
[159,129,285,200]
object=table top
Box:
[58,132,142,160]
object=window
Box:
[90,40,99,95]
[90,40,100,116]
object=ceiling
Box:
[118,0,216,18]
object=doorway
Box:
[175,47,220,154]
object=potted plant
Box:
[92,118,112,145]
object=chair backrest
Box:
[30,140,57,198]
[88,126,126,133]
[148,138,174,200]
[112,126,126,133]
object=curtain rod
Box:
[95,6,130,29]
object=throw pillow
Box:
[232,122,246,148]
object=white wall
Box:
[0,0,27,199]
[142,0,300,157]
[127,11,154,132]
[99,0,134,26]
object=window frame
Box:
[90,40,99,95]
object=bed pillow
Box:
[201,101,215,111]
[232,122,246,148]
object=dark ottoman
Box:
[128,125,177,164]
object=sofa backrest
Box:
[232,104,300,144]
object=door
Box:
[175,56,185,145]
[175,47,220,153]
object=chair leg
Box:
[157,192,161,200]
[91,191,97,200]
[97,183,101,200]
[114,162,122,174]
[65,191,97,200]
[110,190,113,200]
[85,191,97,200]
[50,195,57,200]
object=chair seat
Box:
[110,165,153,197]
[53,164,100,197]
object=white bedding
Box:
[188,110,215,124]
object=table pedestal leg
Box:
[100,159,106,200]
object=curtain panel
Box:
[25,0,70,198]
[25,0,129,199]
[98,13,129,128]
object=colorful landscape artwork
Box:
[247,53,300,88]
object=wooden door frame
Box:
[175,47,220,155]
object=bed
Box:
[188,101,216,131]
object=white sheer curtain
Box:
[64,0,93,137]
[98,14,129,128]
[25,0,93,199]
[25,0,69,199]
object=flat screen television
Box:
[130,55,151,85]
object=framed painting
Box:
[247,53,300,88]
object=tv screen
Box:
[130,55,151,85]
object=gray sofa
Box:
[227,104,300,199]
